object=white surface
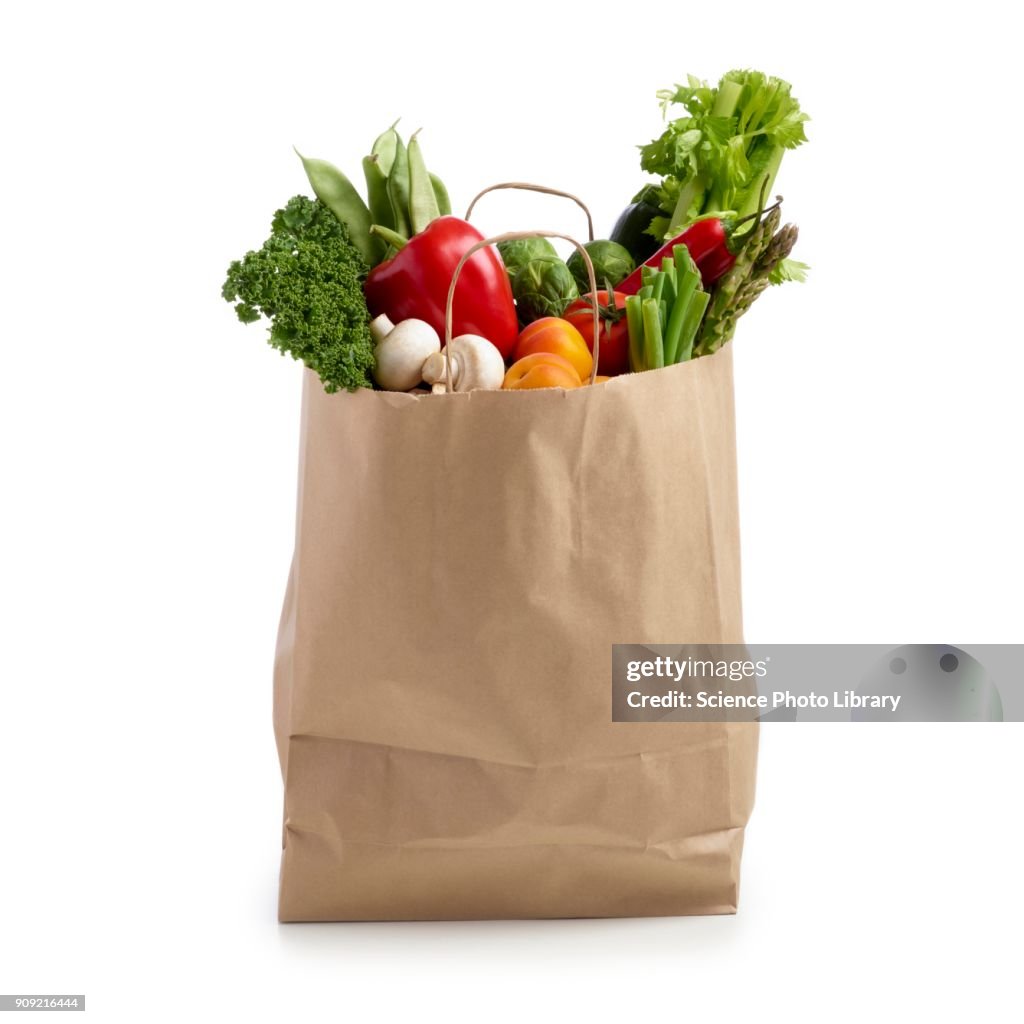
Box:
[1,2,1021,1021]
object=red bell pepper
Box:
[363,216,519,359]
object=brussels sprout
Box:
[511,257,579,325]
[497,237,559,279]
[567,240,635,292]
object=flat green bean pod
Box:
[295,148,381,265]
[407,130,440,234]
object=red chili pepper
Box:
[618,198,783,294]
[363,216,519,359]
[619,218,734,294]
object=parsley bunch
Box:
[222,195,375,392]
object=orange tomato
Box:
[513,317,594,382]
[502,352,582,390]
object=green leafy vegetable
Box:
[768,258,809,285]
[511,256,579,324]
[222,195,375,393]
[566,240,635,293]
[640,69,809,237]
[497,237,559,278]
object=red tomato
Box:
[563,290,630,376]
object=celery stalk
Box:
[671,78,745,226]
[668,179,703,235]
[662,247,700,364]
[676,291,710,362]
[660,266,676,308]
[626,295,646,371]
[738,144,784,220]
[642,298,665,370]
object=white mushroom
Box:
[370,315,440,391]
[421,334,505,394]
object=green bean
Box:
[370,121,400,176]
[386,134,411,238]
[407,130,440,234]
[295,148,380,265]
[430,172,452,216]
[362,155,394,233]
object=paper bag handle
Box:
[464,183,594,242]
[444,230,600,389]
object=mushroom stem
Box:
[369,314,395,345]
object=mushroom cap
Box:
[423,334,504,393]
[372,318,440,391]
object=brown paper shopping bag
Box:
[273,321,757,920]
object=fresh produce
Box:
[222,195,375,392]
[421,335,505,393]
[502,352,582,390]
[369,315,440,391]
[430,174,452,216]
[300,123,453,266]
[362,131,397,236]
[695,207,799,356]
[407,130,440,233]
[609,185,663,263]
[511,256,579,324]
[363,216,519,359]
[375,123,411,237]
[619,197,778,293]
[564,290,630,376]
[566,241,634,294]
[295,150,381,266]
[225,70,808,396]
[677,216,739,286]
[640,69,808,237]
[497,237,558,278]
[514,318,593,383]
[625,245,709,371]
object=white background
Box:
[1,2,1021,1021]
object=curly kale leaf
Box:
[222,195,375,392]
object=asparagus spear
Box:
[695,206,781,356]
[722,222,800,348]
